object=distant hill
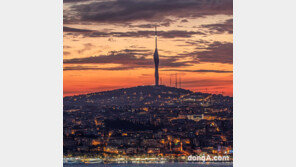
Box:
[63,85,231,108]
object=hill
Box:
[63,85,232,109]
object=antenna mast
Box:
[155,26,157,49]
[179,76,181,89]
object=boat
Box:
[83,158,103,164]
[63,157,82,164]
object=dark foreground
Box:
[64,86,233,157]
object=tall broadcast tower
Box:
[153,26,159,86]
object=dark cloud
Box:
[162,69,232,73]
[64,26,205,38]
[63,51,71,56]
[181,19,189,23]
[160,19,174,27]
[64,65,133,71]
[181,41,233,64]
[201,19,233,34]
[129,24,156,28]
[65,0,233,23]
[64,0,90,3]
[63,49,195,71]
[63,26,93,32]
[196,42,233,64]
[158,30,205,38]
[77,43,95,54]
[63,45,72,49]
[176,39,212,48]
[129,19,174,28]
[182,79,232,87]
[185,39,211,45]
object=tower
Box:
[153,26,159,86]
[179,76,181,89]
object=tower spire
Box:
[155,26,157,49]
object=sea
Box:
[64,163,233,167]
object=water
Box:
[64,163,233,167]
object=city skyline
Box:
[63,0,233,97]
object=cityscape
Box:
[63,0,233,165]
[63,85,233,164]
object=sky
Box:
[63,0,233,97]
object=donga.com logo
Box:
[188,155,230,162]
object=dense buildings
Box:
[63,85,233,161]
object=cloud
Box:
[65,0,233,24]
[63,49,196,71]
[63,51,71,56]
[63,40,233,70]
[77,43,95,54]
[201,19,233,34]
[196,42,233,64]
[63,65,133,71]
[181,19,189,23]
[129,19,174,28]
[63,45,72,49]
[64,26,205,38]
[185,39,211,45]
[181,41,233,64]
[64,0,90,3]
[162,69,233,73]
[129,24,156,28]
[182,79,232,87]
[63,26,93,32]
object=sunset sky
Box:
[63,0,233,97]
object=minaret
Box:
[153,26,159,86]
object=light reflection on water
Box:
[64,162,233,167]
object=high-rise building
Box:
[153,26,159,86]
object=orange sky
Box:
[63,0,233,97]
